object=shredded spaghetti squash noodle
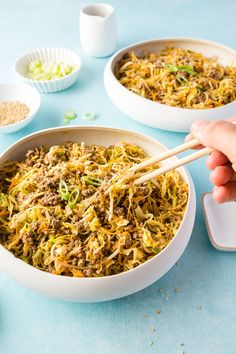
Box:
[0,142,188,277]
[115,47,236,109]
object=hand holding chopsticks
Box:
[132,120,236,186]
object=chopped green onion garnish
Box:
[81,175,102,187]
[165,64,196,76]
[28,60,42,72]
[165,64,179,73]
[68,188,80,209]
[59,180,80,208]
[27,60,75,81]
[59,180,70,201]
[177,65,197,76]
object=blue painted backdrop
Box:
[0,1,236,353]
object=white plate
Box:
[202,192,236,251]
[104,37,236,132]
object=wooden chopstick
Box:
[134,143,213,185]
[130,138,200,173]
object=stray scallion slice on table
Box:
[64,110,77,124]
[64,111,77,120]
[82,111,97,121]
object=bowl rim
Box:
[14,47,82,84]
[105,36,236,113]
[0,125,195,281]
[0,82,41,129]
[81,3,115,16]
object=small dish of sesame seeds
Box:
[0,83,41,133]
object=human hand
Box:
[186,120,236,203]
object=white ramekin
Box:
[0,83,41,134]
[14,47,82,93]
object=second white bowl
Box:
[104,37,236,132]
[14,47,81,93]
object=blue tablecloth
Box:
[1,1,236,353]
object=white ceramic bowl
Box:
[0,83,41,134]
[14,48,81,93]
[104,37,236,132]
[0,126,196,302]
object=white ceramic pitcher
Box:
[80,3,117,57]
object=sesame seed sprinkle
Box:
[0,101,29,126]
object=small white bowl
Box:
[0,83,41,134]
[104,37,236,132]
[0,126,196,302]
[14,48,81,93]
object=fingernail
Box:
[191,120,209,132]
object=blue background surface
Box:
[1,1,236,353]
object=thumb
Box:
[191,120,236,164]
